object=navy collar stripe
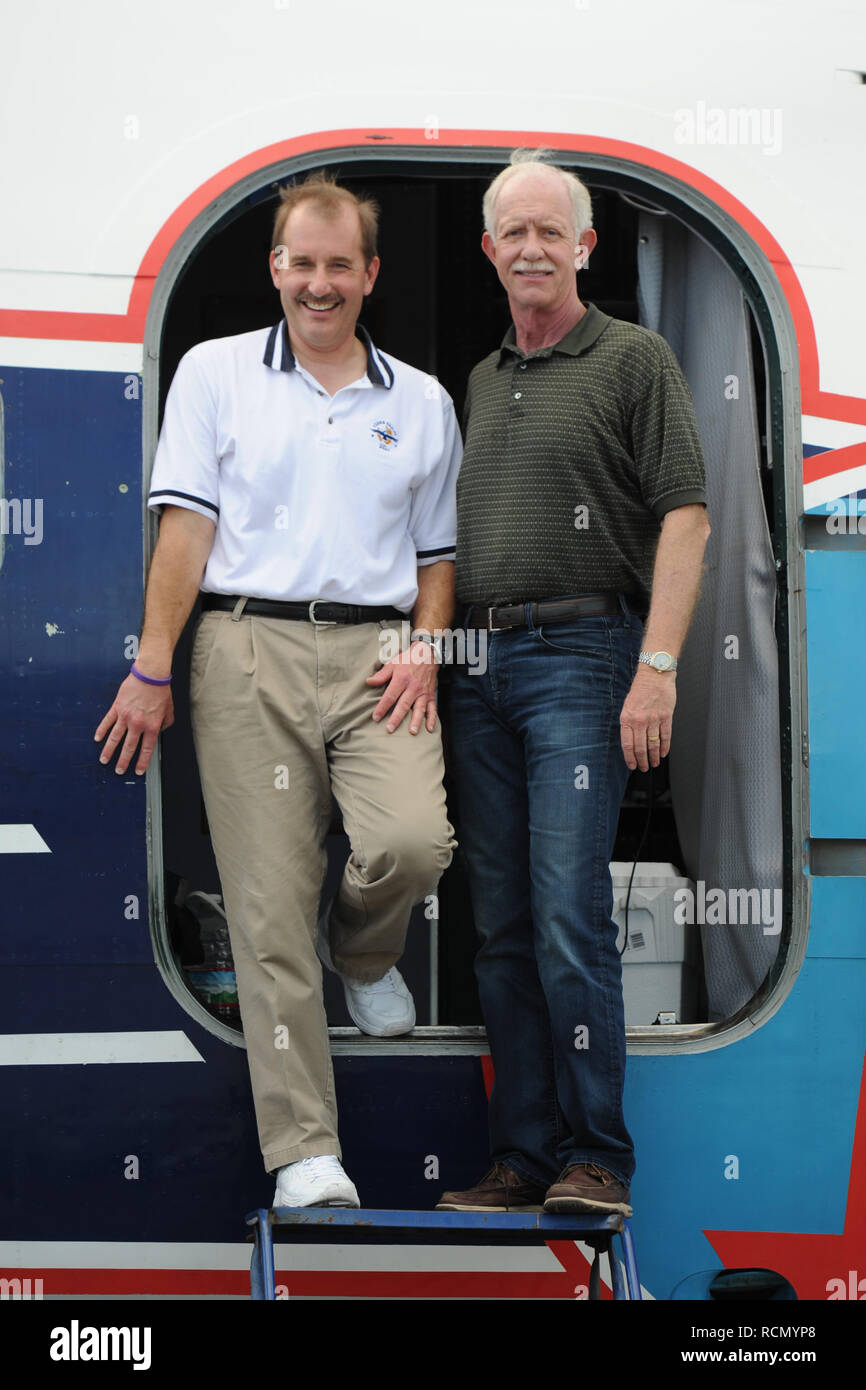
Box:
[279,318,292,372]
[262,320,393,390]
[263,322,280,370]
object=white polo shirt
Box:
[147,320,461,613]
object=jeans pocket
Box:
[534,618,611,660]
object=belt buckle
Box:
[308,600,338,627]
[487,606,516,632]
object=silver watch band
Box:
[638,650,678,672]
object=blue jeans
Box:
[447,602,642,1188]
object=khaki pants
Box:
[189,609,455,1173]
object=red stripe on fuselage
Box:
[0,127,863,435]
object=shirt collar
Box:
[497,301,611,364]
[262,319,394,389]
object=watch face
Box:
[652,652,673,671]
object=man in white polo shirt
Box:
[94,172,460,1208]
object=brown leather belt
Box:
[201,594,406,625]
[464,592,631,632]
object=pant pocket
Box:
[189,613,224,700]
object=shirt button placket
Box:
[513,360,527,402]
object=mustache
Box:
[512,261,556,273]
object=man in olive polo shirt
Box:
[437,151,710,1217]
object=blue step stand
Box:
[245,1207,642,1300]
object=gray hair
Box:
[482,149,594,242]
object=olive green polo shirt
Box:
[455,303,707,610]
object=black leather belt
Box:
[465,592,632,632]
[201,594,407,625]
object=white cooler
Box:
[609,862,700,1025]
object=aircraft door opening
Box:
[144,152,798,1054]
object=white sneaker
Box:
[317,901,416,1037]
[272,1155,360,1209]
[342,967,416,1037]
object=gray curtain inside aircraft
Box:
[636,212,783,1020]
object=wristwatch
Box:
[638,650,678,672]
[410,630,445,663]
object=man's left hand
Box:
[366,642,440,734]
[619,667,677,771]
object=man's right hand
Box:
[95,671,174,776]
[93,505,216,777]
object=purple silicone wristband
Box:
[130,662,172,687]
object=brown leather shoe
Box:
[436,1160,547,1212]
[543,1163,633,1216]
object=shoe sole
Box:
[305,1199,359,1208]
[435,1202,544,1213]
[543,1196,633,1217]
[347,1016,416,1037]
[274,1197,360,1208]
[274,1202,360,1210]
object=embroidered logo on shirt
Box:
[371,419,398,450]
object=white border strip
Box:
[0,1032,205,1065]
[0,824,51,853]
[802,416,866,451]
[0,1240,558,1274]
[0,338,143,374]
[0,1240,653,1297]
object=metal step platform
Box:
[245,1206,642,1300]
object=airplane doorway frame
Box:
[142,139,809,1059]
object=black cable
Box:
[618,766,655,957]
